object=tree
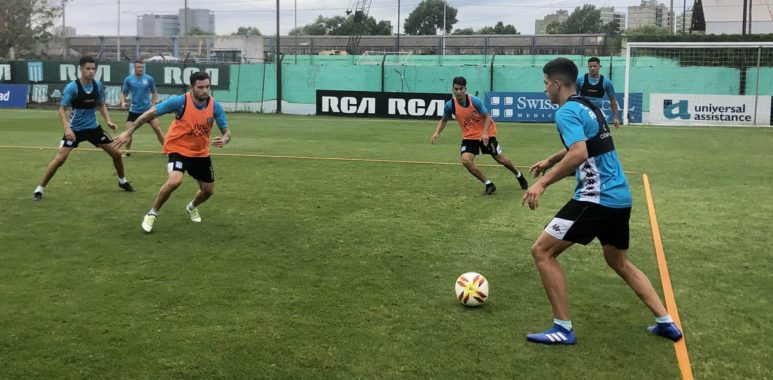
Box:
[451,27,475,35]
[602,20,621,35]
[232,26,262,36]
[478,21,518,35]
[548,4,603,34]
[625,25,672,36]
[187,27,214,36]
[404,0,458,35]
[545,21,562,34]
[1,0,64,58]
[294,14,391,36]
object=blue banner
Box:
[485,92,643,123]
[0,84,28,108]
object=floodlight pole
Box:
[397,0,400,52]
[117,0,121,61]
[276,0,282,113]
[442,1,446,55]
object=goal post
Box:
[624,42,773,127]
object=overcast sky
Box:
[60,0,692,36]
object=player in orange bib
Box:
[113,71,231,233]
[431,76,528,195]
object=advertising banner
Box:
[485,92,643,124]
[316,90,451,119]
[649,94,772,126]
[0,84,29,108]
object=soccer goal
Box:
[624,42,773,126]
[357,50,413,66]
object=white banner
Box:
[649,94,771,126]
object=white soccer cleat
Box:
[142,214,156,232]
[187,206,202,222]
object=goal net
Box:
[624,42,773,126]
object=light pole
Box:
[397,0,400,52]
[117,0,121,61]
[442,0,446,55]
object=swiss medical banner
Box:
[650,94,772,126]
[485,92,642,123]
[0,84,29,108]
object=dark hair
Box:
[79,56,95,67]
[452,76,466,87]
[134,59,144,65]
[588,57,601,64]
[543,57,578,86]
[189,71,210,86]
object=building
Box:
[676,9,693,33]
[178,9,215,35]
[599,7,626,34]
[137,14,179,36]
[52,25,77,37]
[697,0,773,34]
[535,10,569,34]
[627,0,671,30]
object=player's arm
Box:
[58,105,75,141]
[130,107,158,134]
[522,141,588,210]
[431,118,448,144]
[606,80,620,128]
[431,101,453,143]
[120,78,129,109]
[481,114,493,146]
[96,83,117,131]
[111,106,158,148]
[529,148,567,177]
[211,102,230,148]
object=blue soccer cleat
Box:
[526,324,577,345]
[647,322,683,342]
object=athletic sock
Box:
[554,318,573,331]
[515,171,523,177]
[34,185,45,193]
[655,315,674,324]
[484,180,493,185]
[149,208,158,216]
[187,201,196,210]
[118,177,128,184]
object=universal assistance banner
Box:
[485,92,643,123]
[649,94,772,126]
[0,84,29,108]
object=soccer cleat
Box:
[526,324,577,345]
[187,206,202,222]
[482,183,497,195]
[118,181,136,192]
[647,322,683,342]
[516,173,529,190]
[32,192,43,201]
[141,214,156,233]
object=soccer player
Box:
[576,57,621,128]
[32,56,135,201]
[430,76,528,195]
[119,60,165,157]
[520,57,682,345]
[112,71,231,233]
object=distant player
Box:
[577,57,621,128]
[32,56,135,201]
[520,57,682,345]
[113,71,231,233]
[430,76,528,195]
[120,60,164,156]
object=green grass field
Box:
[1,109,772,379]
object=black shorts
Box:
[60,126,113,148]
[544,199,631,250]
[167,153,215,183]
[127,111,157,122]
[460,137,502,156]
